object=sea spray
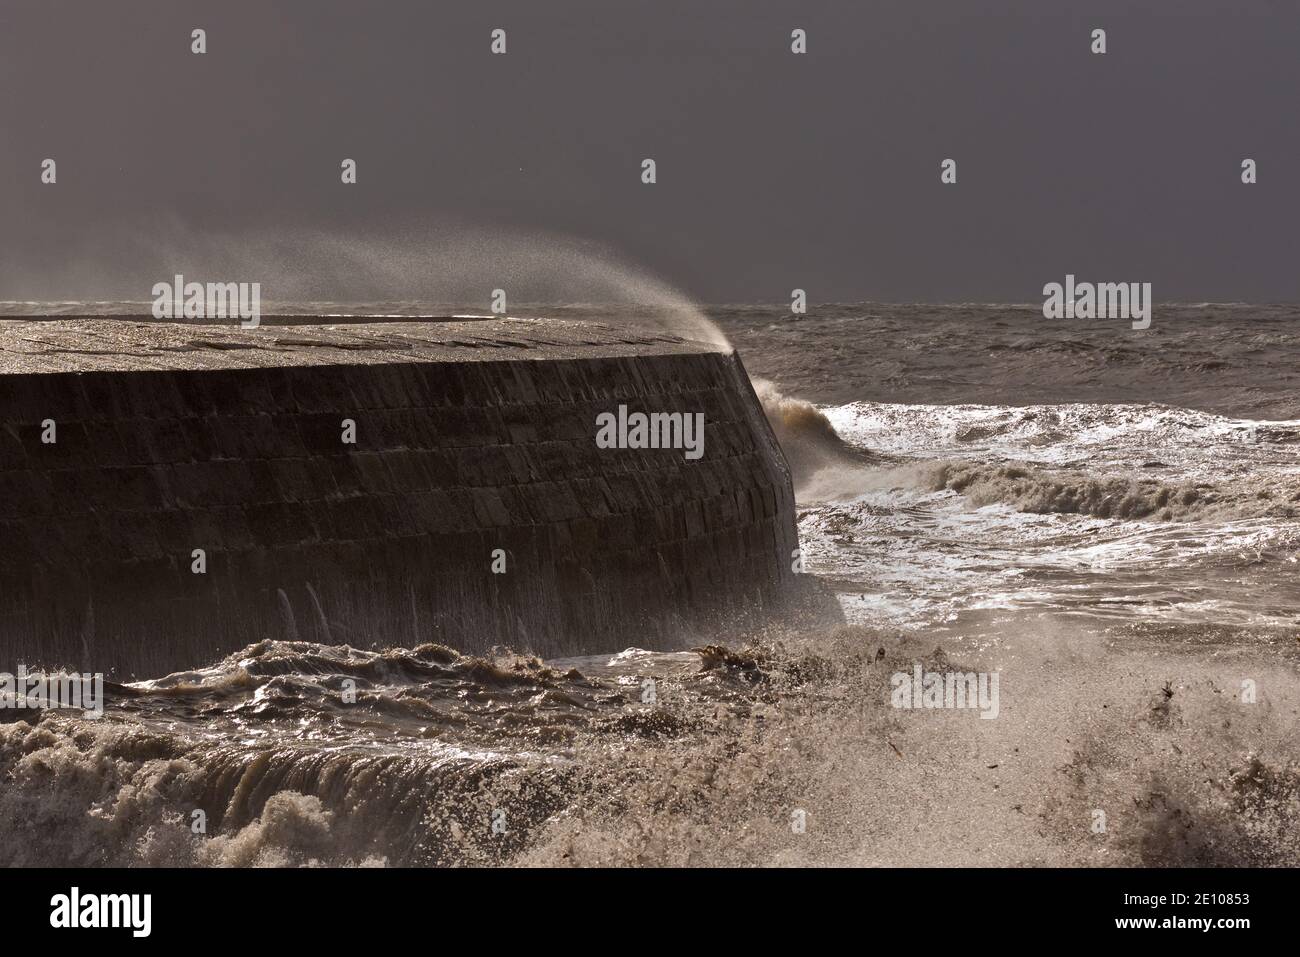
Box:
[1,221,731,347]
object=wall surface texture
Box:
[0,318,819,675]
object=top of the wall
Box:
[0,316,723,375]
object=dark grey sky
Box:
[2,0,1297,303]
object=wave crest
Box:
[926,461,1300,521]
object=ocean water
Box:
[2,302,1298,867]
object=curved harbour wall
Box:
[0,317,819,675]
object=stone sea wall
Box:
[0,318,818,675]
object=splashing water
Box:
[0,222,731,349]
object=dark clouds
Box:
[2,0,1297,302]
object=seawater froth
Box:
[822,401,1300,480]
[760,390,1298,632]
[2,626,1298,867]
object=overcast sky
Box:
[2,0,1297,303]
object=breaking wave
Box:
[924,460,1300,522]
[752,378,876,498]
